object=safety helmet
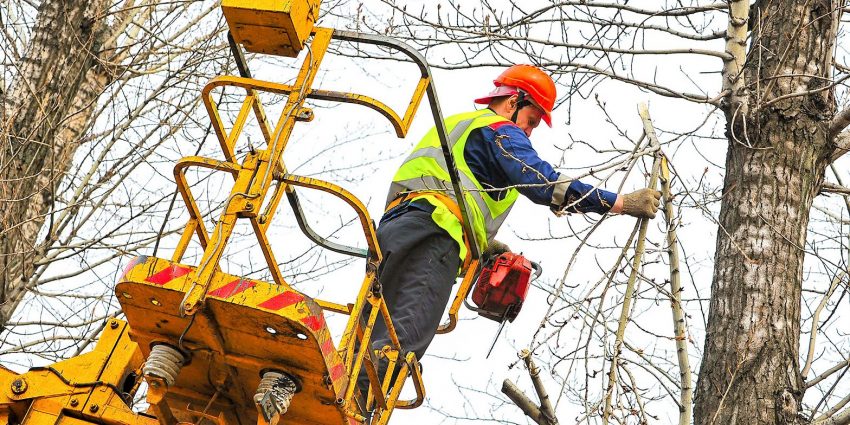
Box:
[474,65,556,127]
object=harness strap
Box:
[385,192,474,273]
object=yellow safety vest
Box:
[387,109,520,262]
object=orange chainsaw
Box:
[467,252,542,356]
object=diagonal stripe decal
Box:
[330,364,345,381]
[120,256,147,280]
[208,278,256,298]
[301,315,324,331]
[257,291,304,310]
[145,265,192,286]
[133,261,352,403]
[320,338,335,356]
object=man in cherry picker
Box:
[357,64,660,408]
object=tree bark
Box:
[695,1,841,424]
[0,0,112,328]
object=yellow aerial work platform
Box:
[0,1,483,425]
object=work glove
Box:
[621,188,661,219]
[482,240,511,263]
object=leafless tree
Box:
[5,1,850,424]
[0,0,232,352]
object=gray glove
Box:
[482,240,511,262]
[622,188,661,219]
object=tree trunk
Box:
[695,1,840,424]
[0,0,112,328]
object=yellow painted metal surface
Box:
[222,0,321,57]
[178,28,336,318]
[111,252,422,424]
[151,22,424,424]
[436,260,480,334]
[118,255,354,425]
[6,3,464,423]
[0,319,156,425]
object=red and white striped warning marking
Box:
[208,278,256,298]
[145,265,192,286]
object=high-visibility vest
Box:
[387,109,520,261]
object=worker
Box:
[356,64,660,412]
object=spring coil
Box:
[142,344,185,387]
[254,371,297,419]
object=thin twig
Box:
[801,272,844,378]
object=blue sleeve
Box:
[486,125,617,214]
[562,180,618,215]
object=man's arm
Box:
[487,124,660,218]
[487,124,618,214]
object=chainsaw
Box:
[466,251,542,356]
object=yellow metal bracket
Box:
[436,259,480,334]
[1,3,480,424]
[178,28,334,317]
[176,25,445,319]
[0,320,151,425]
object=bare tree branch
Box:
[830,108,850,139]
[502,379,549,425]
[831,132,850,163]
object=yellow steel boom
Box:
[0,1,483,425]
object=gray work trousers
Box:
[355,209,461,398]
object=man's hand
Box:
[621,188,661,219]
[483,240,511,262]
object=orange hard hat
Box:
[475,65,556,126]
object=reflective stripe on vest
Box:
[388,109,520,255]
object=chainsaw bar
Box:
[486,305,515,358]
